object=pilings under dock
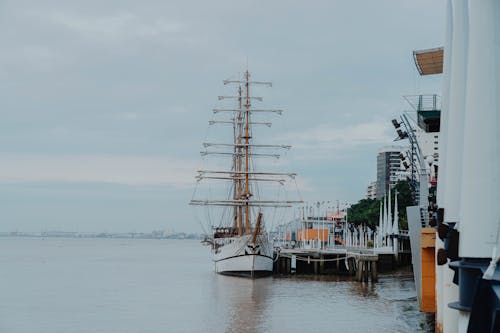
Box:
[273,247,408,282]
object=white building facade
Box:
[376,145,409,199]
[365,181,377,200]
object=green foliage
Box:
[347,180,413,230]
[347,198,380,228]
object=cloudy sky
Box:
[0,0,444,233]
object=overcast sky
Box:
[0,0,444,233]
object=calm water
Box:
[0,238,432,333]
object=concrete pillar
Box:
[443,0,467,227]
[457,1,499,331]
[458,0,499,259]
[436,3,453,322]
[440,1,468,331]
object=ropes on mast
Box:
[190,69,303,235]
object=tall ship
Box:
[190,69,301,277]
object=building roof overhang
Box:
[413,47,444,75]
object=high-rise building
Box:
[376,145,408,199]
[365,181,377,200]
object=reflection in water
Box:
[212,275,271,333]
[350,279,378,298]
[206,272,433,333]
[1,239,433,333]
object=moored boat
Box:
[190,69,301,277]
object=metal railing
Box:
[404,94,441,112]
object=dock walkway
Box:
[273,245,409,282]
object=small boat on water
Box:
[190,69,301,277]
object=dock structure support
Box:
[355,256,378,282]
[370,261,378,282]
[291,255,296,274]
[363,261,369,282]
[349,257,355,276]
[276,256,292,275]
[276,257,280,274]
[356,260,362,281]
[272,249,381,282]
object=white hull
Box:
[213,233,273,277]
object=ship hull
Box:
[213,234,273,278]
[215,254,273,277]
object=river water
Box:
[0,238,433,333]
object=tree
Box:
[347,198,380,228]
[347,180,413,230]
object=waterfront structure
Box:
[412,36,454,333]
[406,2,500,331]
[376,146,407,199]
[274,204,349,250]
[402,65,445,323]
[273,196,411,279]
[190,70,302,277]
[392,95,442,317]
[437,1,500,332]
[392,78,443,322]
[276,199,405,257]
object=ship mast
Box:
[190,70,303,230]
[244,70,251,234]
[236,85,243,236]
[232,86,240,234]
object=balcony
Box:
[404,94,441,133]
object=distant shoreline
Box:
[0,231,202,240]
